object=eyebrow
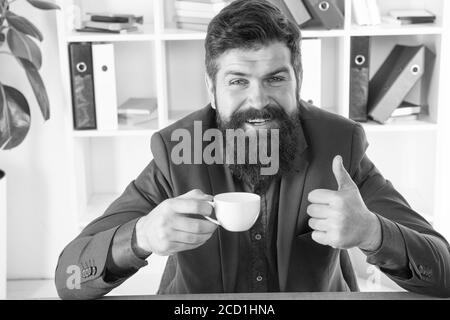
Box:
[223,67,290,78]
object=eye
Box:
[229,79,249,86]
[267,76,285,83]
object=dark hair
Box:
[205,0,302,91]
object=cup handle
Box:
[205,201,220,225]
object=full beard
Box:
[216,103,302,193]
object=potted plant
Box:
[1,2,60,280]
[0,0,60,150]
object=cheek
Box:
[215,87,244,119]
[273,86,297,112]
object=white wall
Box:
[0,1,77,279]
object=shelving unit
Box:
[55,0,450,293]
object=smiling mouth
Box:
[246,118,272,126]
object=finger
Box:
[311,231,328,246]
[178,189,213,201]
[169,230,214,245]
[168,199,213,216]
[306,204,337,219]
[171,215,218,234]
[332,155,356,191]
[308,189,338,205]
[308,218,329,232]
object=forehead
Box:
[216,42,293,76]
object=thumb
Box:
[332,155,355,190]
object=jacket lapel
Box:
[277,122,310,292]
[206,163,240,293]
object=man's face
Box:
[207,41,300,131]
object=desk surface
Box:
[103,292,450,300]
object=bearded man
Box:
[56,0,450,299]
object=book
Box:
[83,20,136,31]
[385,114,419,124]
[352,0,371,26]
[283,0,312,26]
[368,45,432,124]
[75,26,139,34]
[352,0,380,26]
[118,98,158,127]
[86,13,144,24]
[381,16,435,25]
[302,0,344,30]
[118,98,158,116]
[349,37,370,122]
[389,9,436,20]
[366,0,381,25]
[390,102,422,117]
[68,43,97,130]
[91,43,118,131]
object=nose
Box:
[248,82,270,110]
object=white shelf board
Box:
[361,120,438,133]
[350,24,443,36]
[80,193,120,229]
[301,29,346,38]
[161,28,207,40]
[161,28,346,41]
[72,121,159,137]
[66,24,156,42]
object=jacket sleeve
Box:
[350,123,450,298]
[55,133,173,300]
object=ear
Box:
[205,73,216,109]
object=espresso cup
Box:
[205,192,261,232]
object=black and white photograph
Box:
[0,0,450,308]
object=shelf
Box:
[350,23,443,36]
[161,28,347,40]
[66,24,156,42]
[161,28,207,41]
[80,193,120,229]
[361,120,438,133]
[301,29,346,38]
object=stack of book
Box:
[386,102,423,123]
[382,9,436,26]
[78,13,144,34]
[175,0,232,31]
[118,98,158,128]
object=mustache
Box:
[225,105,290,128]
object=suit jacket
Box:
[55,102,450,299]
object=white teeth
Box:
[247,118,267,123]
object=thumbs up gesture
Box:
[307,156,382,251]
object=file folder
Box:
[349,36,370,122]
[302,0,344,29]
[267,0,298,25]
[68,42,97,130]
[91,42,118,131]
[368,45,434,124]
[284,0,312,26]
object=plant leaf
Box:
[19,58,49,120]
[26,0,60,10]
[5,11,43,42]
[7,28,42,69]
[0,83,31,150]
